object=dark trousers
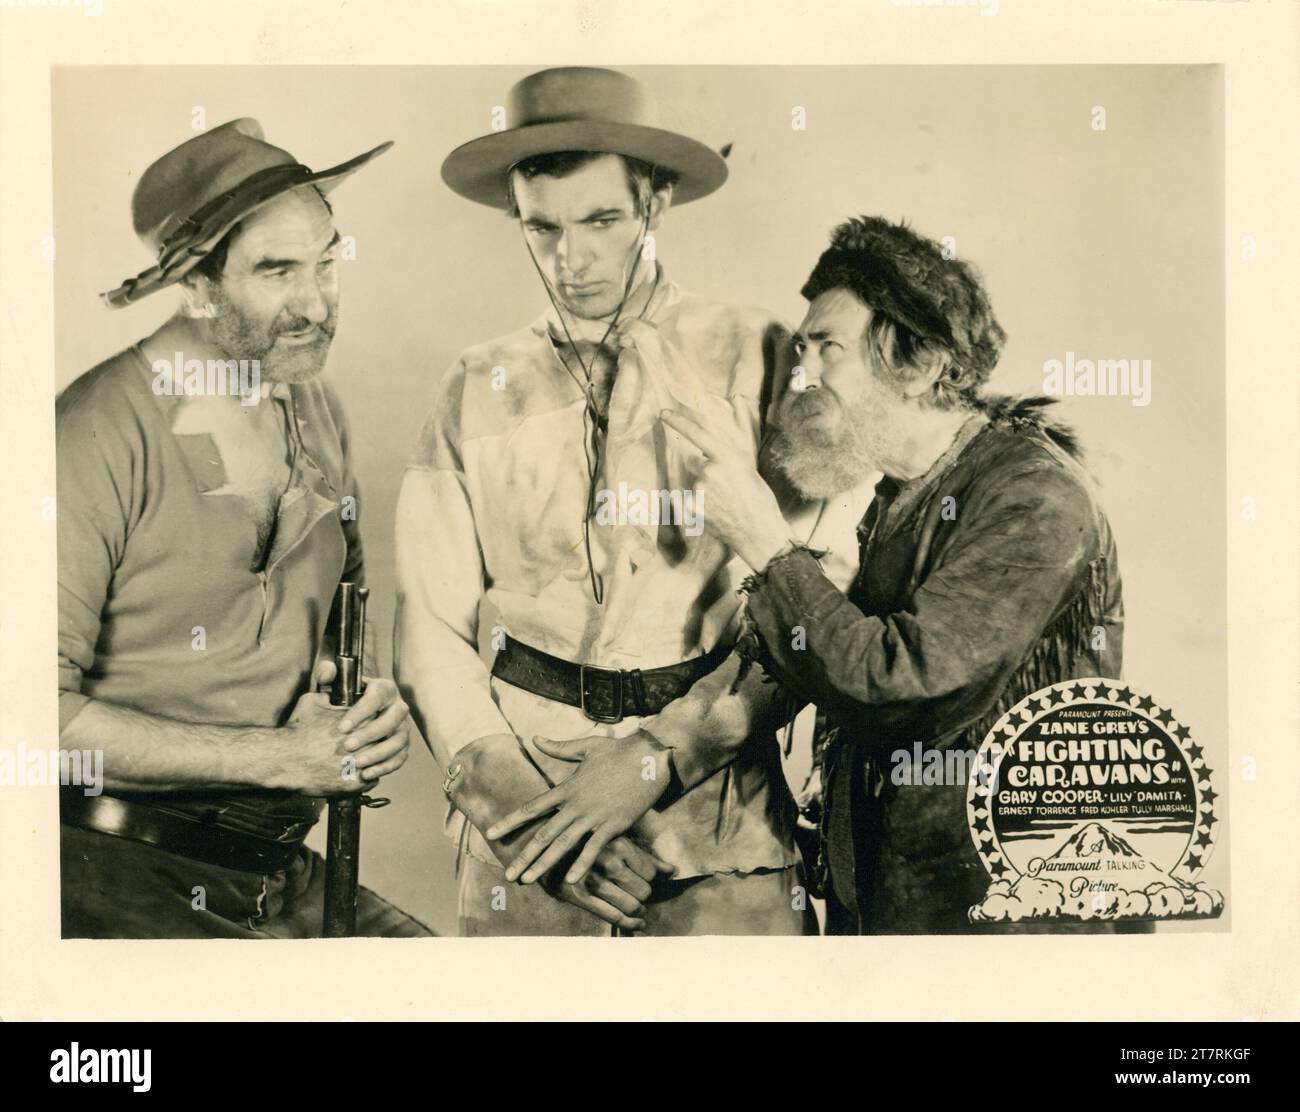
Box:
[61,825,432,939]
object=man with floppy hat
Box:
[396,67,861,935]
[58,119,429,937]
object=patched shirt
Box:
[57,345,362,832]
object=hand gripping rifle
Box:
[322,581,389,937]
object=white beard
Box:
[764,393,883,499]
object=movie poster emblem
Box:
[967,679,1224,924]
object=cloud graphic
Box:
[969,823,1224,924]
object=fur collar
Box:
[979,394,1083,461]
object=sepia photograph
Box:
[49,62,1229,940]
[0,0,1296,1068]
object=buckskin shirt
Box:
[55,346,425,937]
[398,269,855,897]
[738,399,1145,934]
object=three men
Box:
[58,119,429,937]
[395,67,845,935]
[58,86,1137,940]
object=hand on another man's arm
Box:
[450,733,673,931]
[486,651,794,887]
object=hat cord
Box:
[517,182,659,606]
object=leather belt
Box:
[61,790,311,875]
[491,637,731,724]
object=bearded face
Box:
[763,387,879,499]
[764,289,906,499]
[197,186,342,385]
[206,277,338,385]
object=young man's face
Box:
[196,186,342,384]
[512,154,662,321]
[766,288,902,497]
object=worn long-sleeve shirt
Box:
[396,270,864,878]
[742,400,1125,931]
[57,344,362,833]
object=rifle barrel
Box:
[324,580,365,937]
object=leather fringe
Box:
[948,553,1108,753]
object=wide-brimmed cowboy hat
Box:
[102,118,392,308]
[441,67,729,209]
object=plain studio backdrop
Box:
[52,65,1225,935]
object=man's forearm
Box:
[59,697,287,793]
[445,733,561,868]
[644,652,792,794]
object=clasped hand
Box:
[486,730,677,888]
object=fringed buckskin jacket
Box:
[740,397,1126,933]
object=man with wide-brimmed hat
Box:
[396,67,860,935]
[57,119,430,937]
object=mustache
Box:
[781,388,840,422]
[275,310,336,339]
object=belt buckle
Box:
[579,663,624,724]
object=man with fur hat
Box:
[396,67,860,935]
[658,215,1142,933]
[506,214,1143,935]
[58,119,429,937]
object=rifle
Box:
[322,581,388,937]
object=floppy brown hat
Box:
[102,118,392,308]
[441,67,729,209]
